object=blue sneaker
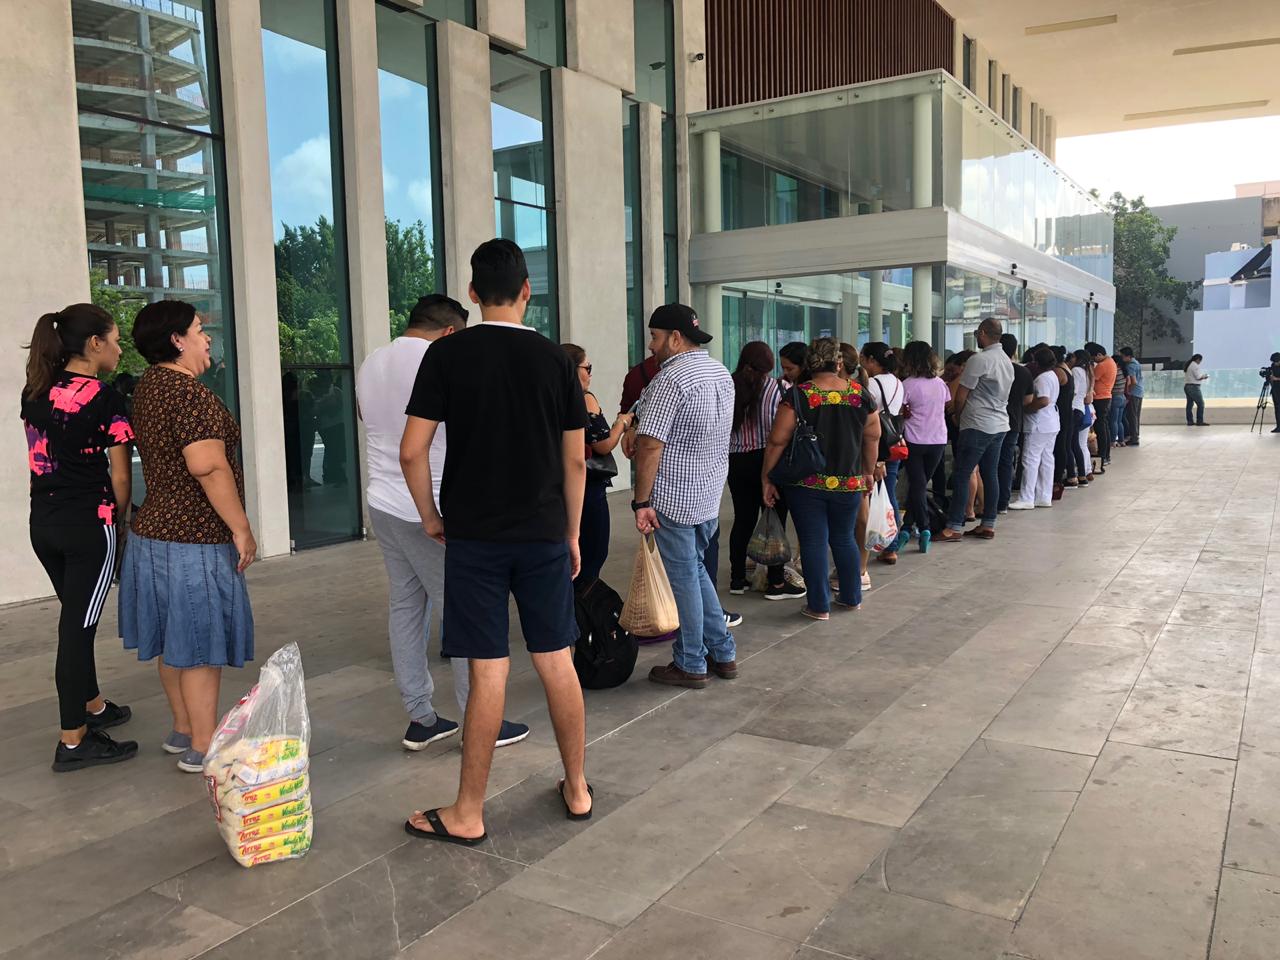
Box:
[402,716,460,751]
[161,730,192,755]
[919,529,932,554]
[177,748,205,773]
[495,720,530,748]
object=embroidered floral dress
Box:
[782,379,877,493]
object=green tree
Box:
[1106,192,1199,352]
[89,268,147,379]
[385,218,437,338]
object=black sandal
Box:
[403,808,487,846]
[558,780,594,821]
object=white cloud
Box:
[379,72,416,102]
[407,178,434,219]
[382,165,399,197]
[264,33,326,74]
[273,136,333,208]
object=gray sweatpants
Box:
[368,506,470,724]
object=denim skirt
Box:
[118,533,254,669]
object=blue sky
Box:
[262,29,543,242]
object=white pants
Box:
[1078,424,1091,476]
[1014,432,1056,506]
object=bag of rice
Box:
[204,643,313,867]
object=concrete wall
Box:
[217,0,291,559]
[1149,197,1263,362]
[552,67,630,478]
[436,21,495,307]
[566,0,635,94]
[478,0,526,50]
[0,1,90,604]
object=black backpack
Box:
[573,577,638,689]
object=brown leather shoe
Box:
[649,663,710,689]
[705,656,739,680]
[963,526,995,540]
[935,529,964,543]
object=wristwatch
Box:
[631,499,651,512]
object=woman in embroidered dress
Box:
[762,339,880,620]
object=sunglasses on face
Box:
[579,364,593,375]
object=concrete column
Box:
[868,200,884,342]
[637,101,665,320]
[566,0,635,93]
[698,129,722,354]
[1045,115,1057,161]
[0,2,87,602]
[674,0,706,305]
[477,0,526,50]
[336,0,390,369]
[888,309,904,348]
[912,267,932,348]
[216,0,291,559]
[551,67,630,446]
[436,21,495,307]
[913,91,934,210]
[840,291,859,345]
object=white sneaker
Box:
[1008,501,1035,511]
[861,572,871,588]
[1034,501,1053,508]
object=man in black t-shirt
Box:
[400,239,592,843]
[1269,353,1280,433]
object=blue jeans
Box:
[653,513,735,673]
[787,487,862,613]
[883,458,903,531]
[946,429,1006,531]
[1110,395,1127,442]
[997,430,1020,511]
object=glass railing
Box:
[688,70,1113,282]
[1142,369,1273,400]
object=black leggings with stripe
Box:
[31,523,117,730]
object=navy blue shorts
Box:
[441,539,577,660]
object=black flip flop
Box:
[558,780,594,821]
[403,808,486,846]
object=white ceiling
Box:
[940,1,1280,136]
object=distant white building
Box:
[1192,243,1278,369]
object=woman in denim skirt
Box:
[117,300,257,773]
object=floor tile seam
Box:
[1205,614,1269,960]
[1220,863,1280,882]
[855,862,1021,927]
[976,734,1100,761]
[657,900,810,947]
[1103,736,1242,763]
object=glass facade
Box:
[376,5,444,337]
[261,0,361,549]
[492,51,558,338]
[420,0,474,26]
[523,0,565,67]
[943,266,1026,356]
[662,115,678,305]
[623,102,643,365]
[71,0,237,412]
[717,271,919,373]
[633,0,675,113]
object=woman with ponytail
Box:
[21,304,138,772]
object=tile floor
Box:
[2,425,1279,960]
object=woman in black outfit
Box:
[561,344,631,583]
[21,304,138,772]
[726,341,802,599]
[1051,345,1075,496]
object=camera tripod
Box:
[1251,380,1272,434]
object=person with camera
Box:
[1268,353,1280,433]
[1183,354,1210,426]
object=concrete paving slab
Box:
[1210,867,1280,960]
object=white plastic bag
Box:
[204,642,313,867]
[865,480,899,553]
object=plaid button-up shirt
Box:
[636,349,733,525]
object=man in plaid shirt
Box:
[632,305,738,688]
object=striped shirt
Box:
[730,377,782,453]
[636,349,734,525]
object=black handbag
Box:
[586,451,618,480]
[768,386,827,485]
[873,379,905,461]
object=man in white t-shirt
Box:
[356,295,528,751]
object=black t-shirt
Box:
[1006,362,1034,434]
[1270,363,1280,387]
[20,373,134,526]
[405,323,589,541]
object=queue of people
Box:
[16,241,1188,853]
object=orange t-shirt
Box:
[1092,356,1118,399]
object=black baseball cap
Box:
[649,303,712,344]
